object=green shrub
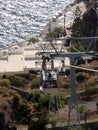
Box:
[76,72,89,82]
[8,75,27,87]
[28,74,37,80]
[28,37,39,44]
[28,118,48,130]
[31,77,40,89]
[61,81,70,88]
[28,92,40,103]
[0,79,10,87]
[85,79,96,95]
[58,94,67,107]
[85,79,96,90]
[13,103,31,124]
[79,105,88,114]
[39,94,49,109]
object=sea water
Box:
[0,0,74,47]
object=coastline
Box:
[0,0,87,74]
[0,0,86,49]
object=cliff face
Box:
[82,6,97,36]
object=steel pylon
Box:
[68,59,81,130]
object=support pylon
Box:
[49,95,60,115]
[68,59,81,130]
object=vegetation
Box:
[0,2,98,128]
[28,92,41,103]
[79,105,88,114]
[46,27,63,39]
[31,77,40,89]
[85,79,97,95]
[70,6,82,37]
[61,78,70,88]
[69,128,91,130]
[71,4,97,37]
[13,103,31,124]
[76,72,89,82]
[0,79,10,87]
[69,4,98,52]
[28,73,37,81]
[28,37,39,44]
[58,94,67,107]
[8,75,27,87]
[28,118,48,130]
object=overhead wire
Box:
[66,64,98,73]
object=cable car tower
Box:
[36,41,61,121]
[36,36,98,130]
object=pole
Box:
[68,58,81,130]
[63,14,66,36]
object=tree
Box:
[46,27,63,39]
[79,105,88,127]
[28,37,39,45]
[46,31,57,39]
[70,6,83,37]
[53,27,63,38]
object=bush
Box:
[61,81,70,88]
[28,92,40,103]
[85,79,96,95]
[79,105,88,114]
[31,77,40,89]
[28,118,48,130]
[58,94,67,107]
[28,74,37,80]
[8,75,27,87]
[0,79,10,87]
[13,103,31,124]
[76,72,89,82]
[29,93,49,111]
[85,79,96,90]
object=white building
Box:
[0,40,70,74]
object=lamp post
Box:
[48,21,51,32]
[63,14,66,36]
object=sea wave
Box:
[0,0,74,47]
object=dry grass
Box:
[86,112,98,122]
[0,86,25,122]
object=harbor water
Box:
[0,0,74,48]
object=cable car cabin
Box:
[41,70,59,89]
